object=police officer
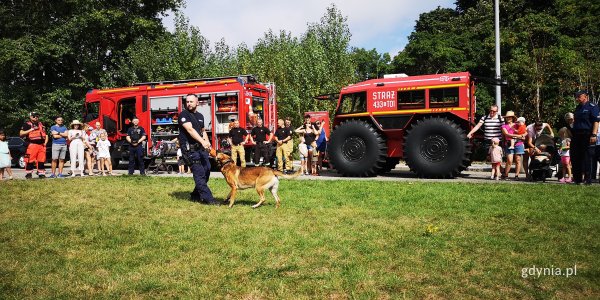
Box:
[249,118,273,166]
[126,117,147,175]
[179,94,219,205]
[571,90,599,184]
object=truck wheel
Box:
[404,117,470,178]
[329,120,387,177]
[378,157,400,174]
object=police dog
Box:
[210,149,301,208]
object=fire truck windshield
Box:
[84,101,99,123]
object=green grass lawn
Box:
[1,177,599,299]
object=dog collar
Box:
[219,159,235,168]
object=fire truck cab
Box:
[83,75,277,167]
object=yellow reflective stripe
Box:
[397,83,466,91]
[340,107,468,118]
[97,87,140,94]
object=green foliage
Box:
[3,0,597,133]
[0,0,182,133]
[113,4,353,126]
[350,47,392,80]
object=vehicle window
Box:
[118,97,136,134]
[84,102,100,123]
[8,137,23,147]
[430,87,459,108]
[337,92,367,114]
[398,90,425,109]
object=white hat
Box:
[70,120,83,128]
[517,117,526,123]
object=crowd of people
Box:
[6,90,596,187]
[9,112,133,179]
[226,114,328,176]
[467,90,599,184]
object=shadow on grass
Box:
[169,191,269,207]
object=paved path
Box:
[3,161,567,185]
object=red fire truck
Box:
[328,72,476,178]
[83,75,277,166]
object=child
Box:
[509,117,527,150]
[298,136,309,175]
[559,138,572,183]
[176,141,185,175]
[488,137,503,180]
[96,132,113,176]
[0,130,14,180]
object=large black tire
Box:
[329,120,387,177]
[404,117,470,178]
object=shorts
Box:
[505,143,525,155]
[52,144,67,160]
[561,156,570,165]
[491,162,501,168]
[177,158,185,166]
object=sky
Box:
[162,0,455,56]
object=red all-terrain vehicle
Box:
[328,72,476,178]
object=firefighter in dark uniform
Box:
[249,118,273,166]
[126,117,147,175]
[571,90,599,184]
[179,94,219,205]
[19,111,48,179]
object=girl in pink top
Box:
[488,137,503,180]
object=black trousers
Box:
[571,132,594,183]
[254,142,270,165]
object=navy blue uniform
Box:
[127,126,146,175]
[178,109,216,203]
[571,101,600,184]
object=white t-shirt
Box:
[68,129,87,142]
[96,140,111,158]
[526,123,551,141]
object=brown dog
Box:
[210,149,301,208]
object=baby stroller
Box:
[146,140,176,174]
[528,134,560,182]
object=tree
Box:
[351,47,392,80]
[0,0,182,133]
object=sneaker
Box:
[57,174,65,178]
[490,175,495,180]
[25,173,32,179]
[71,173,76,178]
[49,174,56,179]
[565,177,572,183]
[38,174,46,179]
[559,177,566,183]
